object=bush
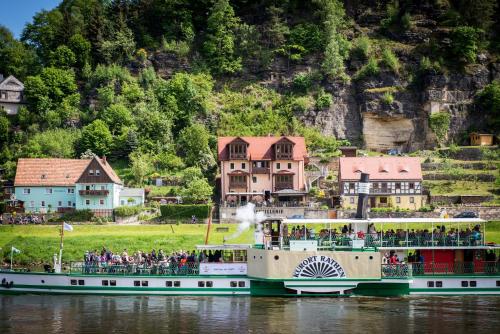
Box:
[0,202,5,214]
[451,26,483,63]
[162,39,191,58]
[160,204,211,220]
[419,56,442,73]
[315,89,333,110]
[351,36,371,60]
[292,72,313,93]
[354,57,379,80]
[476,80,500,128]
[381,92,394,104]
[429,111,451,146]
[381,49,400,74]
[114,205,143,217]
[56,209,94,222]
[292,96,314,113]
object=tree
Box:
[49,45,76,69]
[0,25,39,79]
[79,120,113,156]
[203,0,242,75]
[180,178,213,203]
[180,166,204,185]
[24,129,81,158]
[68,34,91,68]
[451,26,483,63]
[0,115,9,147]
[457,0,498,31]
[429,112,451,147]
[476,80,500,129]
[99,27,136,64]
[21,9,65,61]
[100,103,133,134]
[313,0,350,81]
[129,151,153,185]
[177,123,216,170]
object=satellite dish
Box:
[10,194,15,201]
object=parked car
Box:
[454,211,478,218]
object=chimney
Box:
[355,173,370,219]
[102,155,107,164]
[0,74,3,82]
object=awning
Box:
[273,189,307,196]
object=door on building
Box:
[370,197,376,208]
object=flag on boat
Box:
[11,246,21,253]
[63,222,73,232]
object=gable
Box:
[76,157,122,184]
[0,75,24,91]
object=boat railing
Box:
[410,261,499,276]
[381,264,411,278]
[69,261,200,276]
[282,234,484,249]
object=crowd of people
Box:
[284,223,483,246]
[82,247,224,268]
[0,214,45,225]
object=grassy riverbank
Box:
[1,222,499,266]
[0,224,253,265]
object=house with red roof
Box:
[339,157,425,210]
[13,156,144,217]
[217,136,308,206]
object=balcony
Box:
[275,182,293,191]
[229,182,247,189]
[229,153,247,159]
[275,153,292,160]
[79,189,109,196]
[252,167,270,174]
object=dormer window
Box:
[379,165,389,173]
[275,140,293,160]
[41,174,47,179]
[89,169,94,176]
[228,141,247,159]
[353,166,363,173]
[399,166,409,173]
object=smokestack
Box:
[355,173,370,219]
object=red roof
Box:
[339,157,422,181]
[217,136,307,161]
[14,158,122,186]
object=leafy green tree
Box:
[100,103,133,134]
[476,80,500,129]
[429,112,451,147]
[154,152,185,172]
[68,34,91,68]
[313,0,350,81]
[0,25,39,79]
[0,115,9,147]
[180,166,204,185]
[24,129,81,158]
[457,0,498,30]
[203,0,242,75]
[22,9,65,61]
[130,151,154,185]
[177,123,216,170]
[180,178,213,203]
[99,27,136,64]
[49,45,76,69]
[451,26,483,63]
[79,120,113,156]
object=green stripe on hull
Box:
[353,283,410,296]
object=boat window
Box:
[461,281,468,287]
[70,279,77,285]
[166,281,173,287]
[141,281,148,287]
[110,280,116,286]
[230,281,237,287]
[174,281,181,287]
[198,281,205,287]
[436,281,443,288]
[470,281,477,287]
[496,281,500,287]
[427,281,434,288]
[206,281,213,288]
[134,281,140,287]
[78,280,85,286]
[238,281,246,288]
[102,280,109,286]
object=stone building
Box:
[0,74,24,115]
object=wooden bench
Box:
[215,227,229,233]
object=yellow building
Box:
[339,157,425,210]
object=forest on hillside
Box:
[0,0,499,201]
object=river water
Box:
[0,295,499,334]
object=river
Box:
[1,295,499,333]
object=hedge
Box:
[53,209,94,222]
[114,205,143,217]
[160,204,211,220]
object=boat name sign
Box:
[293,255,346,278]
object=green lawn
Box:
[423,180,497,196]
[0,224,253,266]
